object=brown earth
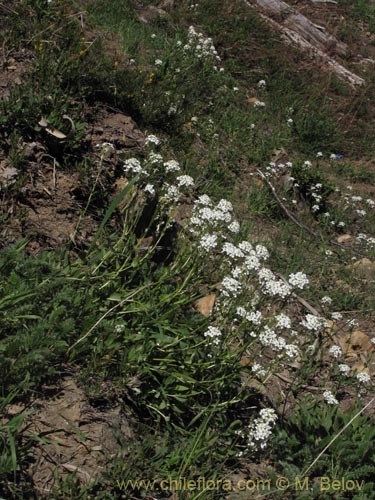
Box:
[3,376,134,496]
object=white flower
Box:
[203,326,222,345]
[321,296,332,305]
[259,326,286,350]
[233,86,239,92]
[155,59,163,66]
[161,183,180,203]
[255,245,269,261]
[288,272,309,289]
[148,152,163,164]
[338,364,350,375]
[356,372,370,383]
[244,254,261,271]
[144,183,155,196]
[316,152,323,158]
[252,363,267,377]
[217,199,233,212]
[145,134,160,146]
[284,344,299,358]
[228,221,240,233]
[246,311,262,325]
[164,160,181,172]
[196,194,212,206]
[123,157,144,175]
[221,276,242,297]
[238,241,253,254]
[257,79,266,88]
[236,306,247,318]
[303,161,312,168]
[328,345,342,358]
[231,266,243,278]
[323,390,338,405]
[348,319,359,328]
[176,175,195,188]
[287,118,293,126]
[247,408,277,450]
[275,313,292,330]
[331,312,343,321]
[254,101,266,108]
[312,204,320,212]
[301,314,328,331]
[222,242,244,259]
[199,233,218,252]
[258,269,291,298]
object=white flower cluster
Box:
[199,233,218,252]
[356,233,375,247]
[338,364,350,375]
[148,152,163,165]
[301,314,328,332]
[188,196,235,239]
[258,268,291,299]
[145,134,160,146]
[203,326,222,346]
[246,408,278,450]
[288,272,309,289]
[323,390,338,405]
[221,276,242,297]
[176,175,194,188]
[183,26,221,66]
[356,372,371,384]
[321,296,332,305]
[275,313,292,330]
[328,345,342,358]
[124,158,148,176]
[161,183,181,203]
[252,363,267,377]
[164,160,181,173]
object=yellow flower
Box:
[113,60,119,68]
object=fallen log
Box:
[243,0,365,86]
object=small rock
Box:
[346,258,374,277]
[337,234,352,244]
[138,6,167,23]
[194,293,216,317]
